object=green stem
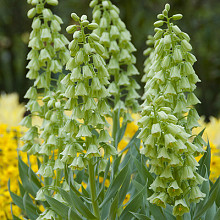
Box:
[111,110,118,148]
[43,155,49,186]
[88,159,101,220]
[176,216,183,220]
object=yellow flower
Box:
[118,139,128,152]
[98,177,110,187]
[193,116,220,148]
[123,193,131,205]
[0,124,38,219]
[0,93,25,127]
[79,181,87,192]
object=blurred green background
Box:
[0,0,220,120]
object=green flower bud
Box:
[90,33,100,41]
[181,39,192,51]
[88,22,99,30]
[71,13,79,21]
[172,25,181,34]
[100,17,108,29]
[46,0,58,6]
[164,34,171,45]
[31,0,39,5]
[66,25,77,34]
[162,9,168,16]
[89,0,98,8]
[102,1,110,8]
[172,14,183,20]
[27,8,36,18]
[93,42,105,55]
[154,29,163,40]
[157,14,164,20]
[93,10,101,21]
[165,3,170,11]
[81,19,89,26]
[110,9,119,19]
[180,32,190,41]
[186,52,197,64]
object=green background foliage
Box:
[0,0,220,119]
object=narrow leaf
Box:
[130,212,151,220]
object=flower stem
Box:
[88,159,100,220]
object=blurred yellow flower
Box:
[0,93,25,127]
[0,94,38,219]
[98,176,110,187]
[123,193,131,205]
[194,116,220,148]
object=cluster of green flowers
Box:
[61,12,116,171]
[90,0,140,121]
[138,4,206,216]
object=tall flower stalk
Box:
[61,13,117,219]
[90,0,140,127]
[21,0,70,217]
[138,4,206,217]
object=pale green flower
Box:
[173,199,189,216]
